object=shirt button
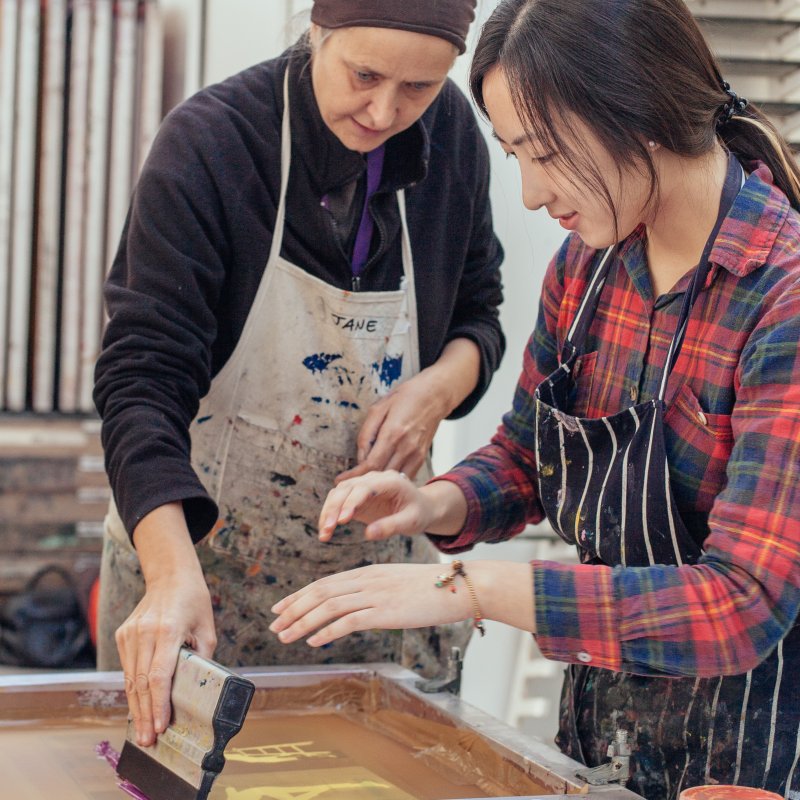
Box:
[577,651,593,663]
[629,386,638,402]
[697,410,708,426]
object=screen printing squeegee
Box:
[116,647,255,800]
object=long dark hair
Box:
[470,0,800,220]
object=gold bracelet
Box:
[435,560,486,636]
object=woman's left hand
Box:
[336,338,482,482]
[336,373,446,482]
[269,563,470,647]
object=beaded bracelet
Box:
[435,560,486,636]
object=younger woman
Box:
[271,1,800,798]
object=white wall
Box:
[204,0,301,85]
[159,0,206,109]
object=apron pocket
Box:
[204,414,383,571]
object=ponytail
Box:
[719,107,800,211]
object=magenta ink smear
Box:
[96,741,151,800]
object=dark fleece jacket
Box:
[94,44,505,541]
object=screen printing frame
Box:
[0,662,644,800]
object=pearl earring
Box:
[648,140,657,148]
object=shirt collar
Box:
[709,161,791,277]
[618,160,791,297]
[287,47,430,198]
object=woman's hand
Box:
[117,504,216,747]
[270,560,537,647]
[318,470,435,542]
[336,338,481,483]
[337,372,447,482]
[269,563,471,647]
[318,471,469,543]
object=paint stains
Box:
[246,563,262,578]
[555,409,581,433]
[372,355,403,388]
[292,414,303,426]
[208,518,227,543]
[270,472,297,488]
[311,395,360,410]
[196,415,213,424]
[303,353,343,374]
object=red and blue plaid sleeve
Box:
[430,235,579,552]
[432,165,800,679]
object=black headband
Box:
[311,0,477,54]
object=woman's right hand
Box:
[117,504,217,747]
[318,471,468,542]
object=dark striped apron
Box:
[535,155,800,800]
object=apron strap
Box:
[265,67,293,269]
[396,189,421,376]
[562,245,617,361]
[657,153,745,401]
[561,153,745,399]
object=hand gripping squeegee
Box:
[116,647,255,800]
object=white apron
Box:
[97,71,467,676]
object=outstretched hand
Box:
[335,338,482,483]
[269,563,471,647]
[318,469,435,542]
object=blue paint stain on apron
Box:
[303,353,343,373]
[534,155,800,799]
[372,355,404,388]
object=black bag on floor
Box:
[0,565,95,668]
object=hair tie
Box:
[718,80,748,127]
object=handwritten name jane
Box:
[330,314,380,333]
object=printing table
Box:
[0,663,644,800]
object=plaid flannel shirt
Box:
[434,163,800,678]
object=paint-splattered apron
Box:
[97,71,467,678]
[536,155,800,800]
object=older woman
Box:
[94,0,504,747]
